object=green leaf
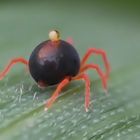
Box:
[0,1,140,140]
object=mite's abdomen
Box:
[29,40,80,85]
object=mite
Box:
[0,30,111,112]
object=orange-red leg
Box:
[45,78,70,111]
[72,73,90,112]
[0,57,28,80]
[80,63,107,92]
[66,37,74,45]
[81,48,111,79]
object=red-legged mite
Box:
[0,30,111,112]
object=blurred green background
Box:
[0,0,140,140]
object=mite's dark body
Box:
[29,40,80,85]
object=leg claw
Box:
[44,107,48,112]
[85,108,89,112]
[104,89,109,96]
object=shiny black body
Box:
[29,40,80,85]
